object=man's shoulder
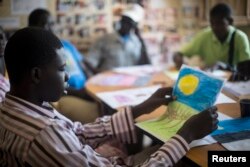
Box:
[196,27,213,38]
[235,28,249,39]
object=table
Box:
[86,70,240,167]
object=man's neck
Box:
[218,31,229,44]
[9,88,43,107]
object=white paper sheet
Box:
[96,85,161,109]
[164,70,179,81]
[208,70,228,78]
[223,81,250,98]
[215,93,236,105]
[222,139,250,151]
[113,65,162,77]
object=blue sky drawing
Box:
[173,66,224,111]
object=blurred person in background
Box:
[173,3,250,71]
[86,3,150,74]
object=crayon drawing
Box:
[137,65,224,142]
[137,101,197,141]
[173,65,224,111]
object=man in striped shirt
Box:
[0,27,218,166]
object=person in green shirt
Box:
[173,3,250,70]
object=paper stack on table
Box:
[223,80,250,99]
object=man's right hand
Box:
[177,106,218,144]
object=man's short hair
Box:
[28,8,50,27]
[4,27,62,85]
[210,3,232,19]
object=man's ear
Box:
[31,67,42,84]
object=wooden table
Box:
[86,70,240,167]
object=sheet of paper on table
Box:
[164,70,179,81]
[136,65,225,147]
[113,65,162,77]
[96,85,162,109]
[207,70,229,78]
[223,80,250,99]
[88,73,151,87]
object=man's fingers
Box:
[209,106,217,113]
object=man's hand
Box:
[173,52,184,70]
[177,106,218,144]
[132,87,175,118]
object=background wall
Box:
[0,0,55,29]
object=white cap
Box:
[122,4,144,23]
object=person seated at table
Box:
[86,3,150,74]
[1,27,218,166]
[0,26,10,102]
[173,3,250,70]
[28,8,99,123]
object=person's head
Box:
[209,3,233,41]
[28,8,54,32]
[118,15,137,36]
[4,27,68,103]
[118,3,144,36]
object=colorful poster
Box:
[137,65,224,142]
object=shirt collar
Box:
[212,25,235,44]
[4,94,56,118]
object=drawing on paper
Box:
[137,65,224,141]
[173,66,224,111]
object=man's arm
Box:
[26,87,218,166]
[74,87,174,147]
[173,29,206,69]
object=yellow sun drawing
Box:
[178,74,199,95]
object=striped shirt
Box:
[0,74,9,102]
[0,94,190,166]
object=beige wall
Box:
[0,0,56,29]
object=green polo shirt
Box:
[181,26,250,66]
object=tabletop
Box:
[85,68,240,167]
